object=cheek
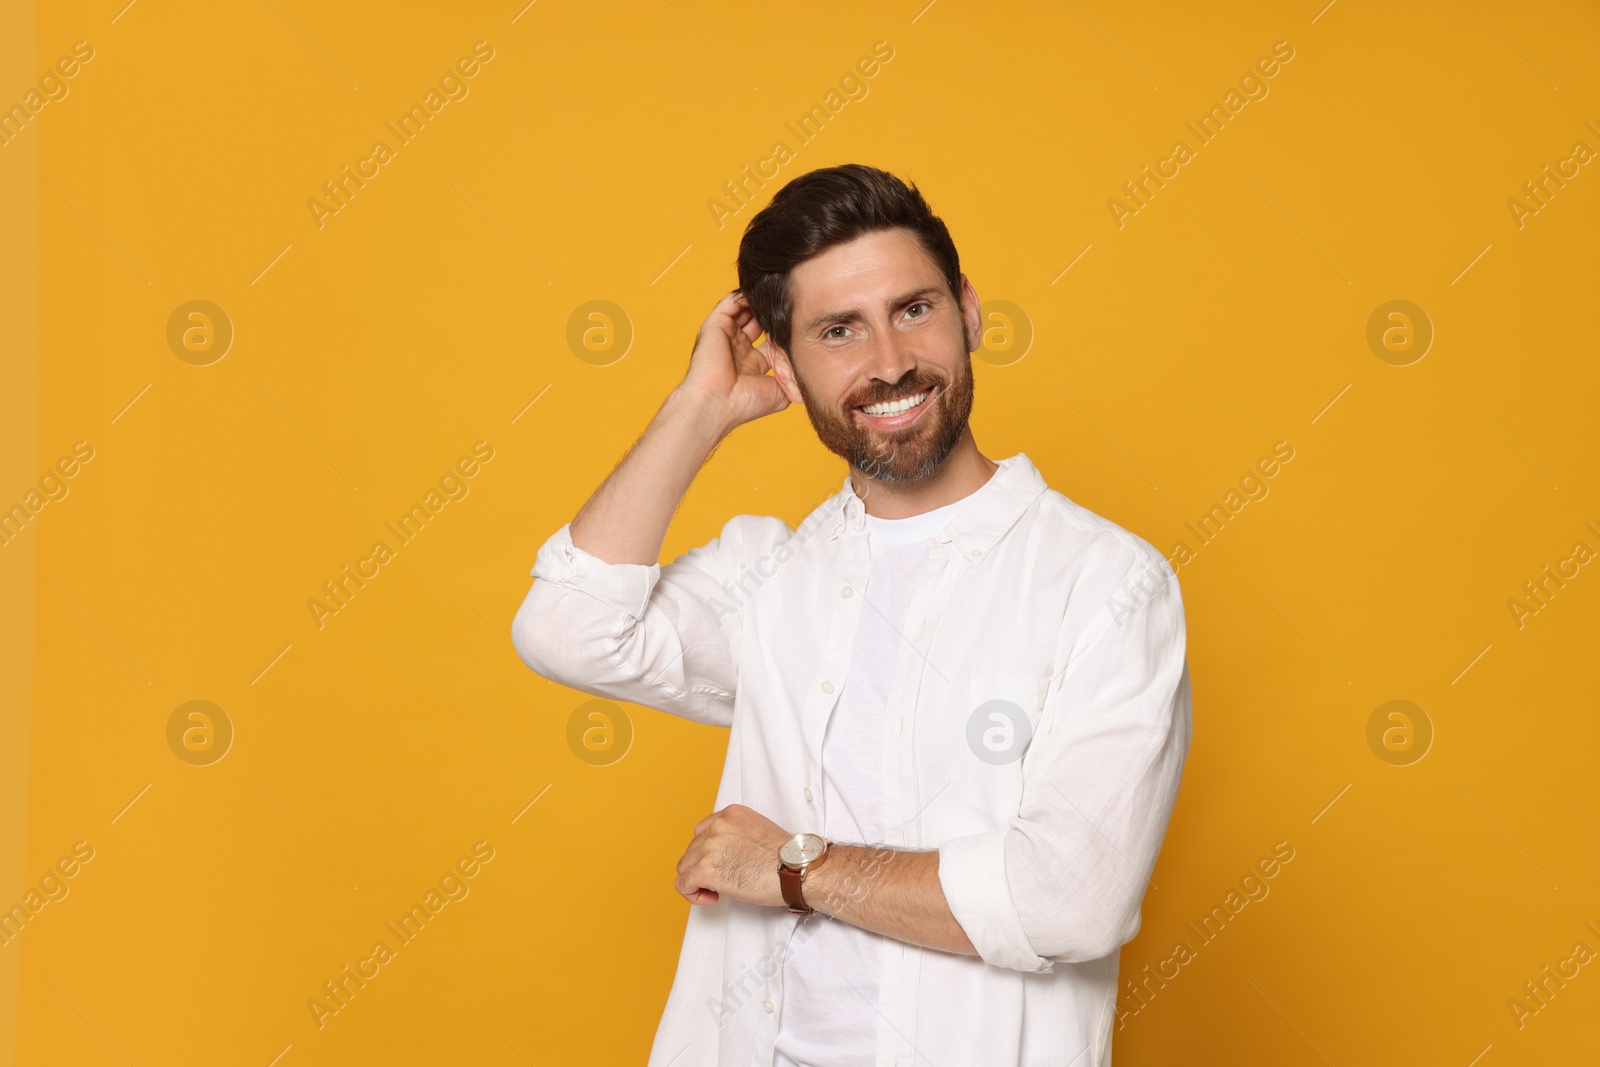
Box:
[800,365,855,408]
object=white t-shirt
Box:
[772,487,982,1067]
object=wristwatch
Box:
[777,832,831,915]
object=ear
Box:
[763,338,806,406]
[957,273,982,353]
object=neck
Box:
[850,429,999,519]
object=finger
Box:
[753,373,785,407]
[677,858,718,904]
[736,342,775,380]
[728,316,757,357]
[700,293,745,339]
[736,309,764,346]
[715,289,750,322]
[729,303,755,336]
[762,377,791,413]
[709,303,754,350]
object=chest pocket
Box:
[959,672,1047,816]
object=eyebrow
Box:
[800,285,945,336]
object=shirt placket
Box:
[875,531,963,1067]
[806,499,872,795]
[764,503,872,1057]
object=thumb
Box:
[760,375,791,413]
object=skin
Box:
[568,226,996,956]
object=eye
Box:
[824,324,851,340]
[904,301,930,319]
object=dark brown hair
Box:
[736,164,962,355]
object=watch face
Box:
[780,832,827,867]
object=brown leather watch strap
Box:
[779,864,811,914]
[779,843,830,915]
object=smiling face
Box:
[770,227,982,486]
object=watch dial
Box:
[781,832,826,866]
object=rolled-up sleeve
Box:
[510,515,791,728]
[939,547,1192,971]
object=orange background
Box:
[4,0,1599,1063]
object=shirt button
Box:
[763,998,776,1013]
[841,585,854,598]
[803,786,814,801]
[821,680,834,694]
[970,548,983,558]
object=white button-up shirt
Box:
[511,451,1193,1067]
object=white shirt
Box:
[774,493,982,1067]
[511,452,1192,1067]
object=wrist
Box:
[795,844,903,918]
[666,384,739,442]
[797,845,837,916]
[778,832,832,914]
[793,842,859,917]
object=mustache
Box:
[850,377,943,408]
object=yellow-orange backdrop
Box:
[4,0,1599,1063]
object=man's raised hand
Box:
[677,290,792,436]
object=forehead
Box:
[787,228,945,320]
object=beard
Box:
[792,330,976,486]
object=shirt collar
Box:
[826,452,1048,562]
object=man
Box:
[511,163,1192,1066]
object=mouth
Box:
[855,385,940,430]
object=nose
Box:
[861,330,918,397]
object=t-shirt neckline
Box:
[861,457,1010,546]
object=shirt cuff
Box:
[530,522,660,621]
[938,829,1054,974]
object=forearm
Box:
[801,844,977,957]
[569,386,733,565]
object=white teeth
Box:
[861,389,930,417]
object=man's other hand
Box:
[675,802,793,907]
